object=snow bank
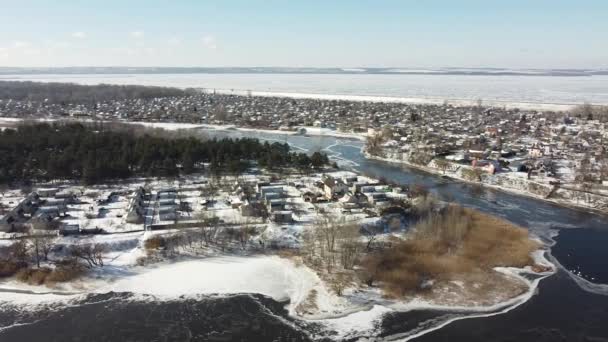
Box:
[124,121,205,130]
[101,255,344,315]
[319,305,393,339]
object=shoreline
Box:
[364,153,608,216]
[0,246,555,340]
[199,88,578,112]
[195,123,368,141]
[0,117,369,141]
[2,74,601,111]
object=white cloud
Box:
[167,37,182,46]
[130,31,144,39]
[202,35,217,49]
[23,48,41,56]
[12,41,31,48]
[45,40,70,48]
[71,31,86,39]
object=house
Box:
[54,190,77,203]
[126,187,146,224]
[471,159,501,175]
[259,185,285,199]
[37,188,59,197]
[272,211,293,223]
[529,144,544,158]
[158,205,177,221]
[267,198,286,212]
[351,182,379,194]
[339,192,368,207]
[42,198,67,211]
[366,192,389,206]
[323,176,348,200]
[59,224,80,236]
[158,188,177,200]
[158,198,176,206]
[256,182,286,193]
[37,205,64,218]
[468,149,487,160]
[0,207,21,232]
[240,200,268,218]
[228,196,243,209]
[342,175,358,185]
[263,192,282,202]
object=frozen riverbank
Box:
[0,247,554,340]
[365,153,608,215]
[200,88,576,112]
[0,116,368,141]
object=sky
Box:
[0,0,607,69]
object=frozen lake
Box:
[2,73,608,110]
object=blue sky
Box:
[0,0,606,68]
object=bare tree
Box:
[316,214,342,253]
[8,240,29,264]
[195,210,219,246]
[331,272,350,296]
[237,219,254,250]
[359,253,382,287]
[364,228,379,251]
[70,243,105,268]
[462,168,484,182]
[434,158,450,174]
[28,233,55,268]
[365,133,385,157]
[299,228,323,270]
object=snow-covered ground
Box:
[103,255,346,315]
[0,247,555,340]
[4,73,608,110]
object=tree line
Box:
[0,81,195,104]
[0,122,330,184]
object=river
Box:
[0,128,606,342]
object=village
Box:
[2,87,607,212]
[0,162,552,321]
[0,168,411,255]
[364,104,608,211]
[1,81,607,212]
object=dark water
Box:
[552,229,608,283]
[0,293,319,342]
[1,130,607,342]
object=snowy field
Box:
[3,73,608,110]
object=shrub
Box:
[144,236,166,250]
[15,267,52,285]
[12,259,85,285]
[46,259,85,283]
[363,205,540,296]
[0,260,27,278]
